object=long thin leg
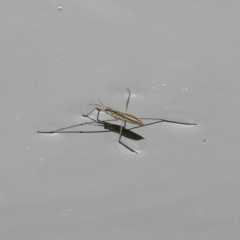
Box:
[126,88,131,112]
[124,89,131,128]
[82,108,102,123]
[96,109,101,122]
[85,113,103,126]
[37,115,113,134]
[139,118,197,125]
[49,130,110,133]
[37,122,93,134]
[118,120,138,154]
[129,120,164,130]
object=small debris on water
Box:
[58,7,63,10]
[163,84,166,87]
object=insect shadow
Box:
[82,89,197,153]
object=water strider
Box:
[38,89,196,153]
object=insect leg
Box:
[96,109,102,122]
[82,107,99,119]
[124,88,131,129]
[37,122,94,134]
[125,88,131,112]
[140,118,197,125]
[118,120,138,154]
[129,120,165,130]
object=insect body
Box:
[105,108,144,125]
[83,107,144,126]
[83,89,143,127]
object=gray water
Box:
[1,1,240,240]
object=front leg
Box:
[82,107,99,119]
[118,120,138,154]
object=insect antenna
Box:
[86,103,104,108]
[86,99,106,109]
[97,99,106,108]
